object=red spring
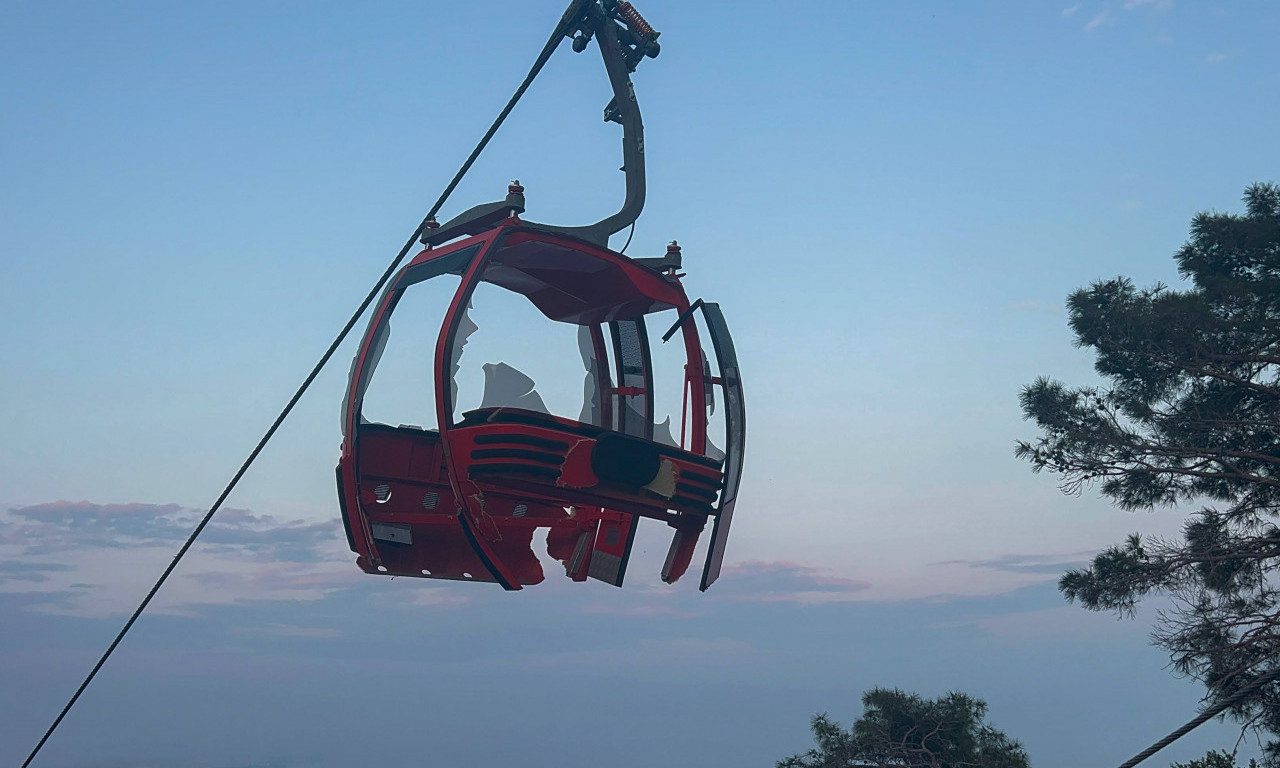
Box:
[617,2,655,38]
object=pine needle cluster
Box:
[1018,184,1280,762]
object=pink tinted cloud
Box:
[715,560,872,604]
[0,501,353,617]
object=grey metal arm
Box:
[422,0,658,249]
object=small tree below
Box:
[778,688,1030,768]
[1171,750,1259,768]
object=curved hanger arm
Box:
[424,0,659,250]
[530,2,656,246]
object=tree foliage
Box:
[778,688,1030,768]
[1170,750,1259,768]
[1018,183,1280,762]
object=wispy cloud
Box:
[714,560,872,604]
[1,501,339,561]
[1084,8,1113,31]
[1,501,193,551]
[0,560,74,583]
[1204,52,1227,64]
[1075,0,1171,36]
[0,501,353,617]
[931,550,1094,577]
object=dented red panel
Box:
[338,218,743,591]
[588,515,638,587]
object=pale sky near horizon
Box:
[2,1,1277,766]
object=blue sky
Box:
[2,1,1277,766]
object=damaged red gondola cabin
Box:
[335,0,744,591]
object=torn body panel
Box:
[337,222,742,591]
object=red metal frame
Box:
[337,216,734,590]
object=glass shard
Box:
[479,362,550,414]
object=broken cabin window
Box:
[354,245,480,432]
[448,278,588,425]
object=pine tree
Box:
[1170,749,1259,768]
[778,688,1030,768]
[1018,183,1280,763]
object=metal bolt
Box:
[419,217,440,246]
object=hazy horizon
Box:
[3,1,1277,765]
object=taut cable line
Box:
[19,3,591,765]
[1116,667,1280,768]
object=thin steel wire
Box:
[19,3,589,765]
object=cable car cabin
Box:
[337,217,743,591]
[334,1,739,590]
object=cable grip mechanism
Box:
[570,0,660,71]
[427,0,663,249]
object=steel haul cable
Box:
[1116,667,1280,768]
[19,2,592,765]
